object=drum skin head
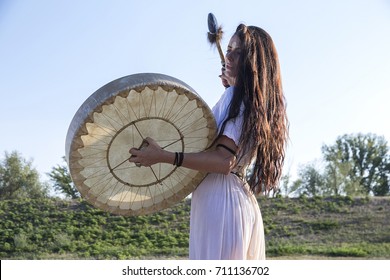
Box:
[65,73,217,216]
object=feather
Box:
[207,26,223,45]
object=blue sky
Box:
[1,0,389,182]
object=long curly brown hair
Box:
[219,24,288,195]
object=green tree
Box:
[291,161,325,197]
[277,174,293,197]
[48,157,79,199]
[323,160,364,196]
[0,151,48,199]
[322,133,390,196]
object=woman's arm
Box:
[128,135,237,175]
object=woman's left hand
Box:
[128,137,168,167]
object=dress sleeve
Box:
[212,87,243,146]
[222,114,243,146]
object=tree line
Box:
[280,133,390,197]
[1,133,389,200]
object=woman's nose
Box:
[225,53,233,64]
[225,52,232,61]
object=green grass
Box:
[0,196,389,259]
[260,196,390,259]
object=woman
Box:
[129,24,288,259]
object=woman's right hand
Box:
[219,67,235,88]
[219,67,230,88]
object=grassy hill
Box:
[0,196,389,259]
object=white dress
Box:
[189,87,265,260]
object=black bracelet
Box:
[173,152,178,166]
[177,152,184,167]
[216,143,237,157]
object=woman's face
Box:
[224,34,241,85]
